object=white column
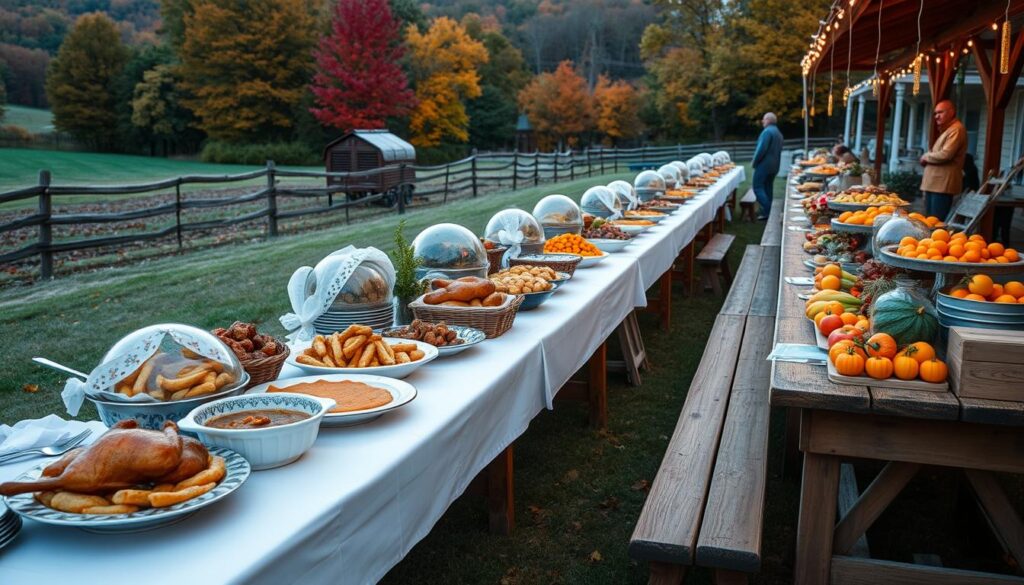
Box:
[889,83,906,173]
[854,95,866,152]
[919,104,930,149]
[906,100,918,155]
[843,95,854,145]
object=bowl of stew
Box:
[178,392,335,470]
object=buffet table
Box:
[771,169,1024,585]
[0,167,744,585]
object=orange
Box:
[839,211,853,222]
[948,244,964,257]
[949,287,969,298]
[962,250,981,263]
[931,241,948,255]
[928,254,943,261]
[990,284,1005,299]
[840,312,859,326]
[1004,281,1024,298]
[997,256,1010,263]
[988,242,1005,257]
[1019,297,1024,304]
[968,274,994,297]
[995,294,1018,303]
[943,255,959,262]
[919,238,934,248]
[917,252,930,259]
[988,258,999,264]
[965,293,987,302]
[820,275,841,290]
[964,241,984,252]
[821,264,842,278]
[899,236,918,247]
[969,234,986,242]
[1005,248,1020,262]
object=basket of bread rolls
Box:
[409,276,524,338]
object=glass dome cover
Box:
[669,161,690,183]
[713,150,731,165]
[607,180,638,210]
[484,208,545,249]
[533,194,582,227]
[327,264,392,308]
[634,170,667,202]
[657,164,682,189]
[698,153,714,169]
[687,159,704,177]
[412,223,489,279]
[872,212,929,256]
[580,185,622,218]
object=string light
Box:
[828,23,836,116]
[1001,0,1012,74]
[845,1,853,108]
[873,0,885,96]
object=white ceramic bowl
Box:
[89,371,250,430]
[285,337,438,379]
[589,239,631,253]
[178,392,335,470]
[613,224,652,235]
[577,252,609,268]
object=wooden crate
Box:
[947,327,1024,402]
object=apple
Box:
[818,314,844,336]
[827,325,863,348]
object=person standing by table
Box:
[752,112,783,220]
[919,99,967,220]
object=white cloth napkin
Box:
[0,415,104,459]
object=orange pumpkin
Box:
[898,341,936,364]
[919,358,948,383]
[864,333,897,359]
[865,356,894,380]
[893,355,919,380]
[835,346,865,376]
[829,339,866,363]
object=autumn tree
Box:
[405,17,488,148]
[594,75,642,145]
[45,12,128,150]
[132,63,201,154]
[0,44,50,108]
[179,0,315,143]
[309,0,415,132]
[517,60,595,150]
[462,13,530,149]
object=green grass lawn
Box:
[1,105,54,134]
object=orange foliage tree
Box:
[517,61,595,150]
[593,75,643,145]
[405,17,488,148]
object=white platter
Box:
[589,239,631,253]
[576,252,609,268]
[3,447,250,534]
[612,224,652,235]
[287,337,437,379]
[624,213,667,223]
[247,373,417,427]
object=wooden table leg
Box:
[648,562,686,585]
[487,445,514,535]
[659,270,671,330]
[672,243,695,297]
[717,205,726,233]
[795,451,840,585]
[713,569,748,585]
[783,407,801,480]
[588,342,608,429]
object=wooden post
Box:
[569,150,575,181]
[553,151,559,183]
[512,151,518,191]
[873,82,893,179]
[397,164,406,215]
[586,148,592,177]
[37,170,52,279]
[613,147,619,173]
[175,181,183,250]
[600,148,606,175]
[533,151,539,186]
[471,149,478,198]
[265,161,278,237]
[588,342,608,429]
[487,446,515,535]
[443,163,450,204]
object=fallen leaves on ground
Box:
[22,384,39,393]
[589,550,603,563]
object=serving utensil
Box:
[0,428,92,465]
[32,357,88,380]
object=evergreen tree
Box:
[45,12,128,150]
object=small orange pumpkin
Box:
[919,358,948,383]
[835,346,866,376]
[893,355,919,380]
[897,341,936,364]
[865,356,894,380]
[864,333,897,359]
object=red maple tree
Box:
[309,0,415,131]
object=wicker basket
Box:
[410,294,524,338]
[486,246,508,275]
[509,254,581,278]
[240,342,290,388]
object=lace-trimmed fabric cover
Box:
[61,325,237,416]
[279,246,395,342]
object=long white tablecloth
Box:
[0,167,744,585]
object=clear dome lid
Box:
[713,150,731,165]
[687,159,704,177]
[657,164,682,189]
[412,223,489,279]
[698,153,714,169]
[533,194,583,227]
[101,323,244,400]
[669,161,690,182]
[607,180,637,208]
[872,213,929,256]
[634,170,666,193]
[328,264,392,308]
[580,185,622,218]
[484,208,546,246]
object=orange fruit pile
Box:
[948,275,1024,304]
[895,229,1020,263]
[544,233,603,257]
[836,205,898,226]
[906,212,945,228]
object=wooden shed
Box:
[323,129,416,206]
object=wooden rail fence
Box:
[0,138,833,279]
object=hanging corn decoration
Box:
[1001,20,1011,74]
[912,54,922,96]
[811,104,816,117]
[872,78,879,97]
[802,106,807,120]
[843,87,850,107]
[827,91,834,116]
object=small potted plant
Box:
[391,220,426,325]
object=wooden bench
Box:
[739,189,757,222]
[630,244,778,584]
[696,233,735,295]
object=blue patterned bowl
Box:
[177,392,334,470]
[88,371,250,430]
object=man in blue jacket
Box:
[751,112,783,220]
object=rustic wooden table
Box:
[770,173,1024,585]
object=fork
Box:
[0,428,93,465]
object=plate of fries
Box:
[3,447,250,533]
[287,326,438,379]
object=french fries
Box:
[113,349,236,402]
[299,326,426,369]
[149,483,215,508]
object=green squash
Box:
[869,288,939,345]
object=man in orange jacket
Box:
[919,100,967,220]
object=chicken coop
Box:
[323,129,416,207]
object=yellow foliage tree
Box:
[594,75,642,145]
[406,17,488,148]
[178,0,315,143]
[517,60,595,150]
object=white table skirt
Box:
[0,167,744,585]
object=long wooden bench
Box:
[630,244,779,584]
[696,233,735,295]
